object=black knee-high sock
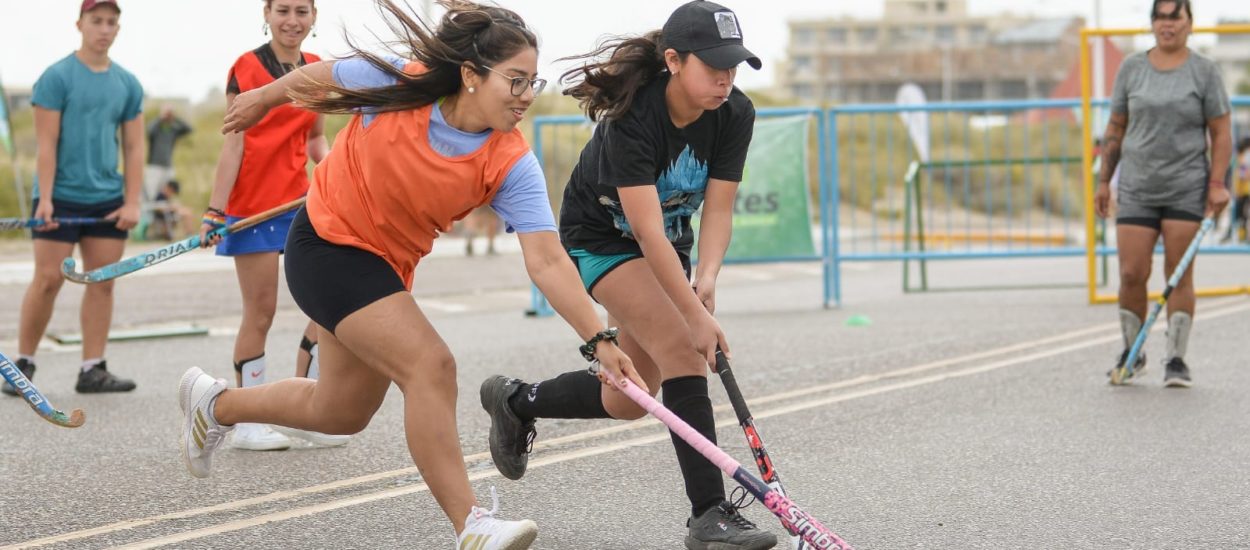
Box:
[509,370,609,421]
[662,375,725,517]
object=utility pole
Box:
[1092,0,1106,101]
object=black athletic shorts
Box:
[284,208,406,334]
[30,197,128,242]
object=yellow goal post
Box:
[1081,25,1250,305]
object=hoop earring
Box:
[263,23,269,36]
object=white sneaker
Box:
[273,425,352,447]
[231,422,291,451]
[179,367,233,478]
[456,487,537,550]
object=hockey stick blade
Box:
[716,350,814,550]
[592,361,853,550]
[1,353,85,428]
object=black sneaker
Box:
[480,375,535,480]
[686,501,778,550]
[1108,349,1147,384]
[75,361,137,393]
[1164,358,1192,388]
[1,358,36,396]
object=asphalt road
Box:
[1,236,1248,549]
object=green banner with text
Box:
[695,115,814,261]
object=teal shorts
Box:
[567,248,690,295]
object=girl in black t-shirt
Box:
[479,2,777,548]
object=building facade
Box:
[781,0,1082,104]
[1209,19,1250,95]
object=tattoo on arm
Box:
[1099,118,1126,185]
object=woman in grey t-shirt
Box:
[1093,0,1232,387]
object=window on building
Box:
[857,28,879,46]
[999,80,1029,99]
[936,25,956,44]
[795,29,815,45]
[968,25,987,43]
[890,27,908,45]
[792,56,813,74]
[827,28,848,44]
[957,81,985,100]
[793,84,815,101]
[936,1,947,13]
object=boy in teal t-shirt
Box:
[1,0,144,398]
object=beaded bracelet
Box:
[579,327,619,362]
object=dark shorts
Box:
[284,208,407,334]
[1116,190,1205,231]
[567,247,691,297]
[29,198,127,242]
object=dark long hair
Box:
[558,31,688,122]
[292,0,537,114]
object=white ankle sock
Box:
[1119,309,1143,349]
[238,356,266,388]
[1166,312,1192,362]
[307,343,319,380]
[81,358,103,373]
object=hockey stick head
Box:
[61,256,94,284]
[41,407,87,428]
[0,356,86,428]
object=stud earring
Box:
[468,87,475,93]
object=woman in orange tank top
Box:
[176,2,644,548]
[197,0,338,451]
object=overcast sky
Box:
[1,0,1246,102]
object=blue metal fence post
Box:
[824,109,842,308]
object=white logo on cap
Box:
[714,12,741,39]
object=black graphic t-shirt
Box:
[559,72,755,256]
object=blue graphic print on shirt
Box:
[601,146,708,241]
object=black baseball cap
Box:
[662,1,761,71]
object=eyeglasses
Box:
[481,65,547,97]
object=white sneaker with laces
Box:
[231,422,291,451]
[456,487,537,550]
[273,425,351,447]
[179,367,233,478]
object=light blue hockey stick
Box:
[0,217,110,231]
[1110,217,1214,385]
[1,351,85,428]
[61,198,305,284]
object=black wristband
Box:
[579,327,619,362]
[205,207,226,216]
